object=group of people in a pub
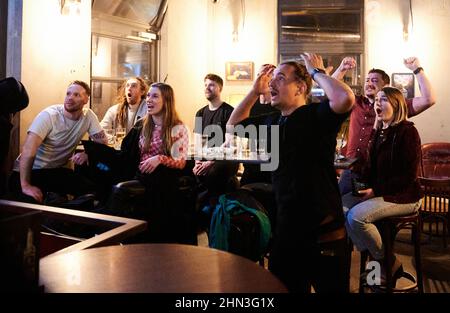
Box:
[3,51,436,292]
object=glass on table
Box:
[114,127,126,150]
[335,137,347,161]
[105,128,115,147]
[257,138,267,154]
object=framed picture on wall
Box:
[391,73,414,99]
[225,62,254,81]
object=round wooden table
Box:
[39,243,287,293]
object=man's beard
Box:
[64,103,82,113]
[206,93,217,101]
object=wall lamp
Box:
[60,0,81,16]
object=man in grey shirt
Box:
[10,80,107,204]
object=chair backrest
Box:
[419,177,450,214]
[421,143,450,178]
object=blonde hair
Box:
[381,86,408,126]
[141,83,182,155]
[115,77,149,129]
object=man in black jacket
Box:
[0,77,29,196]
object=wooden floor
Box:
[198,228,450,293]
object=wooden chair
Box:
[418,177,450,248]
[359,212,423,293]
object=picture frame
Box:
[391,73,415,99]
[225,62,254,81]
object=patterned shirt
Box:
[346,95,415,165]
[139,124,189,169]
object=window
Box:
[90,0,167,121]
[280,9,362,43]
[278,0,364,96]
[91,34,151,121]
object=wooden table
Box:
[0,199,147,256]
[39,243,287,293]
[188,152,271,164]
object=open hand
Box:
[357,188,374,201]
[252,64,275,96]
[22,184,44,203]
[300,52,325,74]
[71,152,89,166]
[139,156,161,174]
[193,160,214,176]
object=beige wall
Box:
[161,0,277,133]
[20,0,91,145]
[18,0,449,145]
[365,0,450,143]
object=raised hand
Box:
[300,52,325,73]
[403,57,421,72]
[338,57,356,72]
[253,64,275,96]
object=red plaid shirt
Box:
[139,124,189,169]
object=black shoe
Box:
[44,192,68,206]
[380,259,404,287]
[62,193,96,211]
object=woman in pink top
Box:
[107,83,194,243]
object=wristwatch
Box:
[413,67,424,75]
[310,68,326,80]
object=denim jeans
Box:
[345,196,421,259]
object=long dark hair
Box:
[141,83,183,155]
[115,77,149,128]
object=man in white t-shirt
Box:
[10,80,107,204]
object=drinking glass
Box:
[105,128,115,147]
[257,138,267,154]
[335,136,346,160]
[240,137,249,157]
[114,127,126,150]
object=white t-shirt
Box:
[14,104,103,170]
[100,100,147,134]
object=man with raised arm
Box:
[227,53,355,293]
[332,57,436,195]
[10,80,107,204]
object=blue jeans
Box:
[344,196,421,259]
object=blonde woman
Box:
[344,86,422,283]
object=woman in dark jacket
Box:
[344,87,422,280]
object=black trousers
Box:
[103,166,197,245]
[9,168,97,203]
[269,235,351,293]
